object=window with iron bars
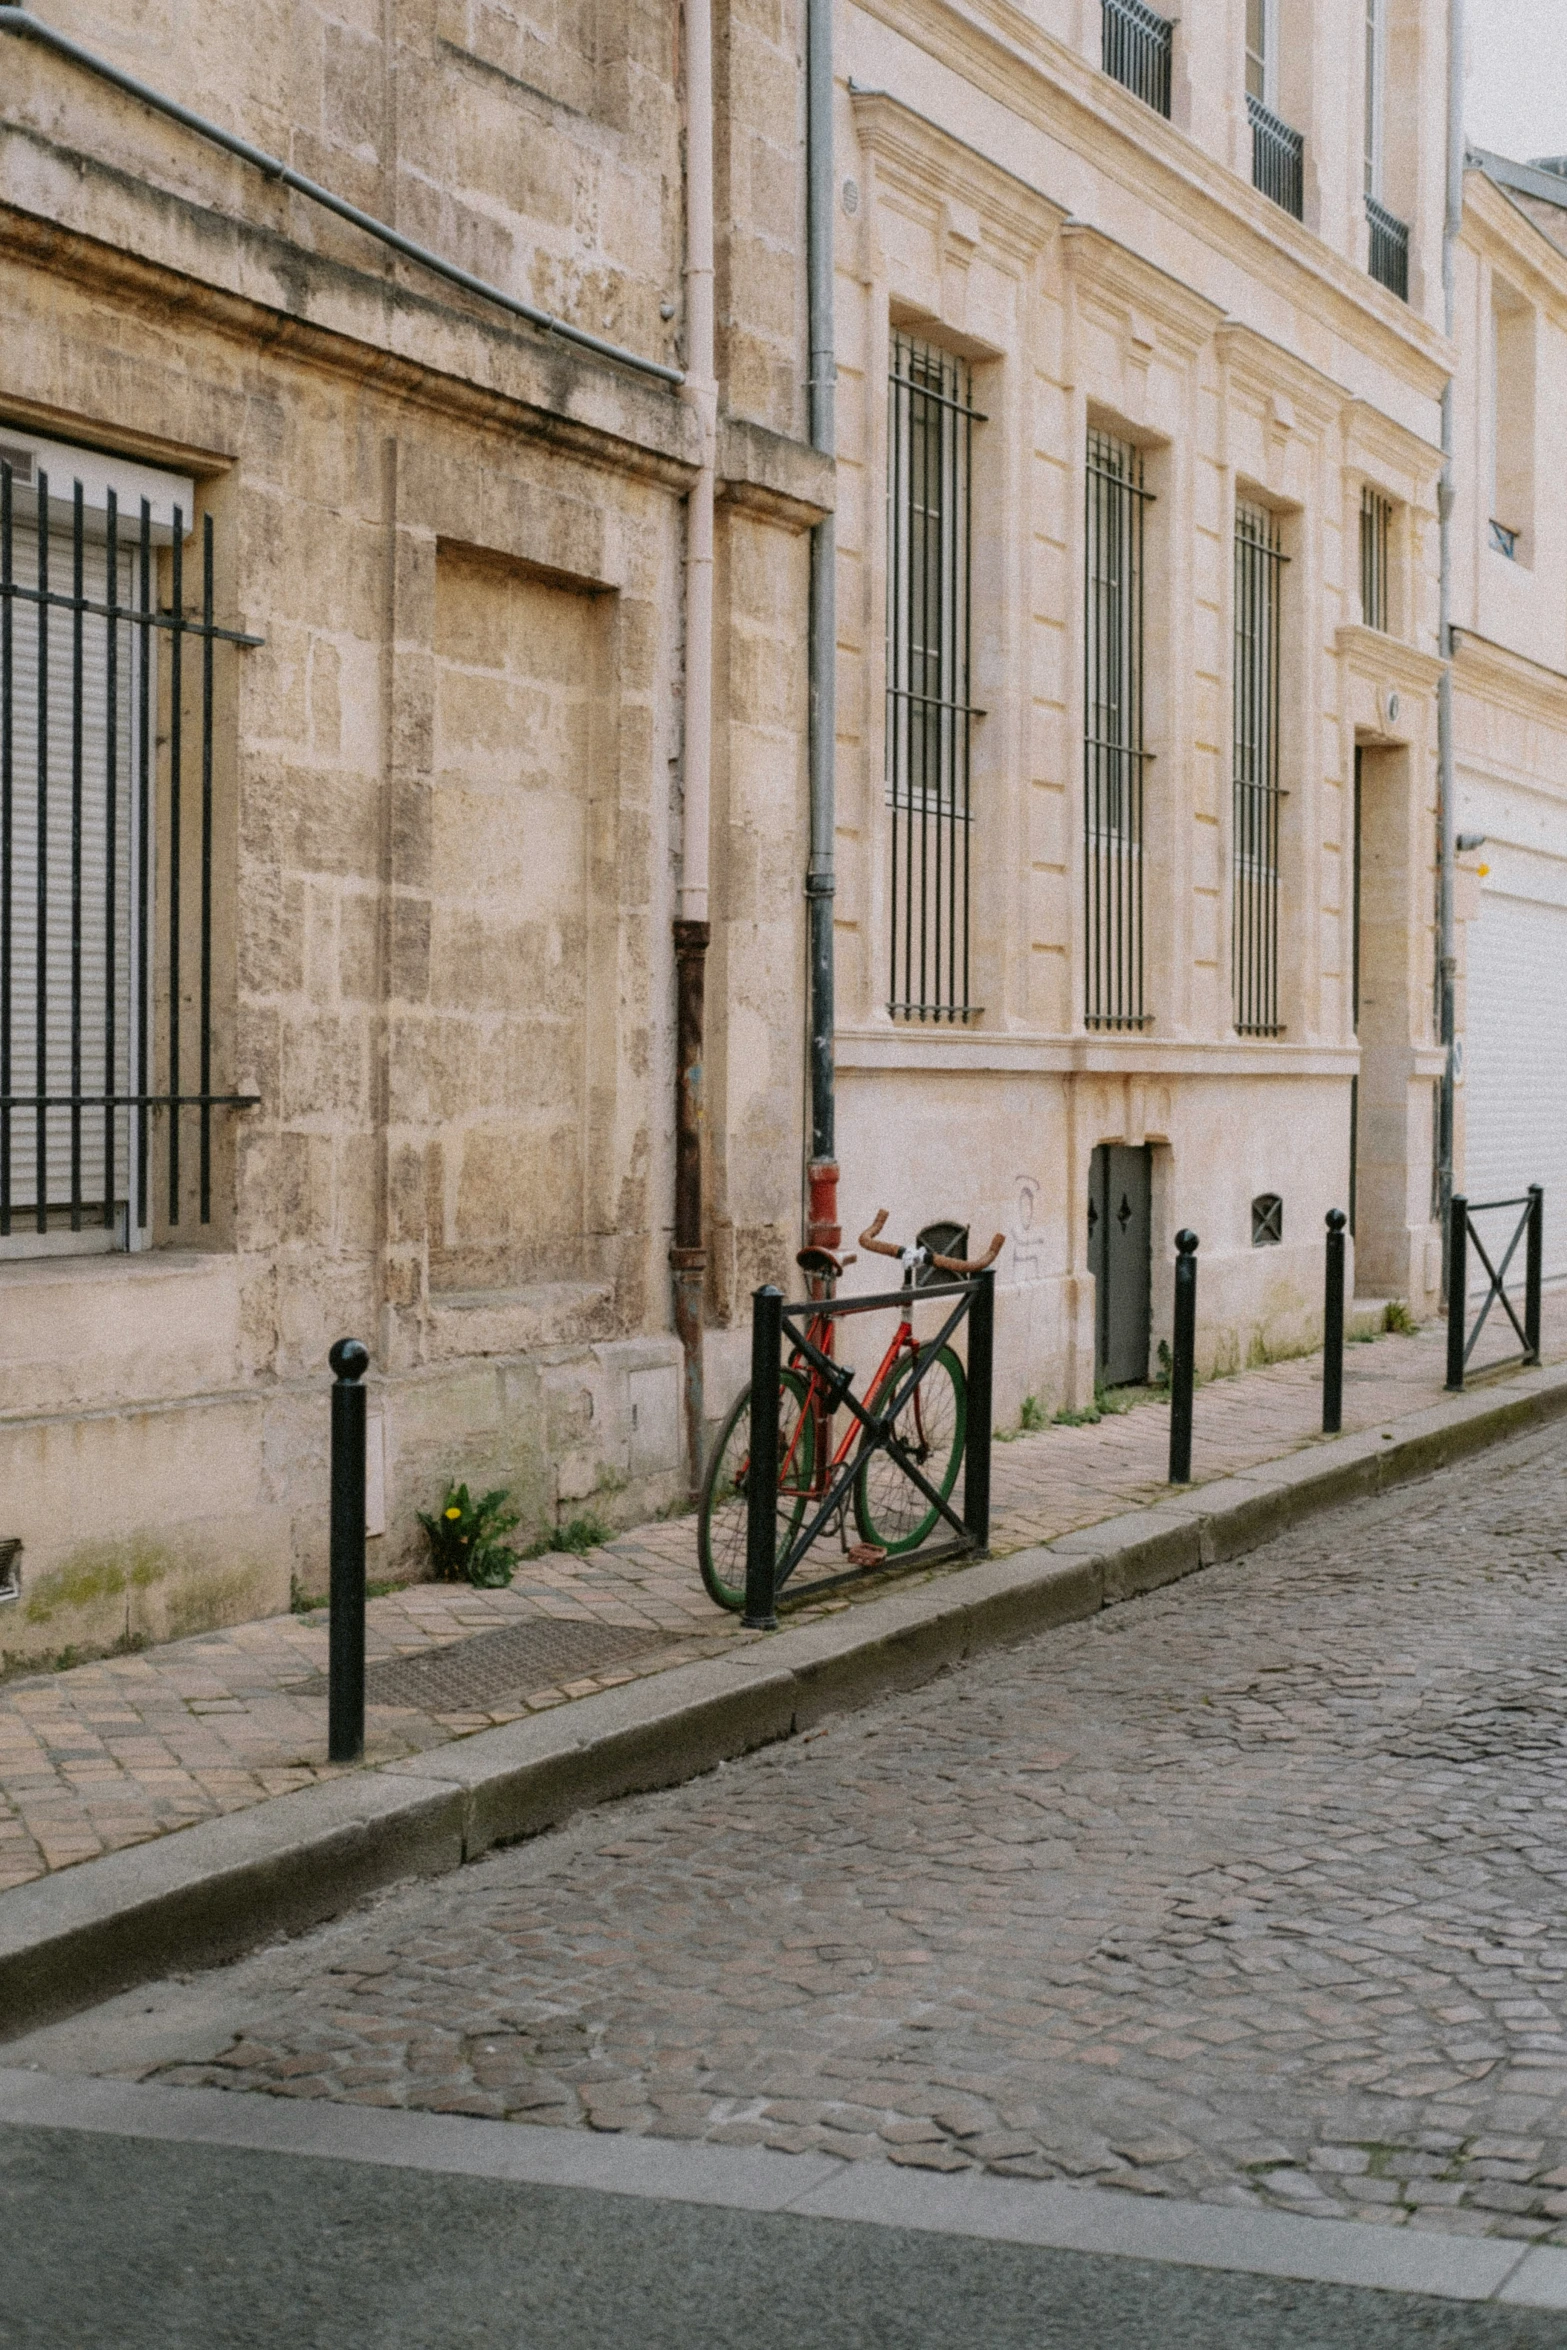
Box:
[1084,428,1152,1031]
[885,333,983,1024]
[1360,485,1392,630]
[1101,0,1173,116]
[0,447,258,1253]
[1233,499,1287,1037]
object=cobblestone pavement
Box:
[2,1290,1563,1892]
[24,1412,1567,2248]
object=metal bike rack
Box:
[1445,1186,1543,1391]
[742,1269,994,1629]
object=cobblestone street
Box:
[22,1413,1567,2250]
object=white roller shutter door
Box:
[1464,884,1567,1284]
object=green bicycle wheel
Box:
[852,1343,966,1556]
[697,1369,817,1610]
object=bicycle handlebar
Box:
[857,1207,1005,1277]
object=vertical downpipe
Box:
[672,0,717,1492]
[1435,0,1464,1295]
[804,0,838,1248]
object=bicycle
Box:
[697,1209,1004,1611]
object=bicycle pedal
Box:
[846,1543,887,1567]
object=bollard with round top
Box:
[1168,1229,1199,1485]
[1322,1208,1347,1434]
[328,1337,370,1763]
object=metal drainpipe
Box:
[804,0,839,1249]
[671,0,716,1493]
[1435,0,1464,1296]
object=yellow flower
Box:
[445,1506,462,1520]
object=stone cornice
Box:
[1213,319,1346,431]
[0,123,700,492]
[1463,169,1567,326]
[716,417,834,531]
[1339,396,1443,502]
[1335,623,1446,694]
[850,85,1066,265]
[845,0,1451,403]
[834,1028,1361,1077]
[1061,221,1226,355]
[1453,628,1567,729]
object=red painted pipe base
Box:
[807,1157,840,1252]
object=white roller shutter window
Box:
[1463,886,1567,1286]
[3,519,140,1226]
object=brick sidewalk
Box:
[2,1295,1561,1892]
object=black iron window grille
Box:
[1360,486,1392,630]
[1251,1191,1283,1245]
[0,457,259,1246]
[1489,517,1520,560]
[1101,0,1172,116]
[1248,93,1305,220]
[1085,428,1153,1031]
[1233,499,1287,1037]
[886,333,983,1024]
[1366,195,1409,301]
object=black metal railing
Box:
[1445,1187,1543,1390]
[1248,93,1304,220]
[742,1270,993,1627]
[1360,485,1392,631]
[1101,0,1172,116]
[1366,195,1409,300]
[1233,500,1287,1036]
[886,334,983,1025]
[1085,429,1153,1031]
[0,458,260,1242]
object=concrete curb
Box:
[7,2066,1567,2306]
[5,1356,1566,2040]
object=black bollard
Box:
[963,1267,995,1554]
[1526,1185,1544,1364]
[1445,1195,1468,1391]
[743,1286,783,1630]
[328,1337,370,1762]
[1323,1208,1347,1435]
[1168,1230,1199,1484]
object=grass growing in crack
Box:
[520,1512,616,1561]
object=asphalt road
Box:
[3,2122,1565,2350]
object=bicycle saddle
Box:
[796,1245,857,1278]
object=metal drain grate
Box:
[292,1616,667,1715]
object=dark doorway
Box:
[1088,1143,1152,1385]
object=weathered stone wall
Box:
[0,0,824,1662]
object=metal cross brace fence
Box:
[743,1269,994,1629]
[1446,1186,1542,1390]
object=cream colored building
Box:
[1450,153,1567,1286]
[827,0,1452,1403]
[0,0,1461,1664]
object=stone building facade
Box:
[1,0,1461,1663]
[825,0,1452,1407]
[0,0,826,1660]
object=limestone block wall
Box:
[0,0,824,1664]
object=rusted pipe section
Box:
[671,918,710,1492]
